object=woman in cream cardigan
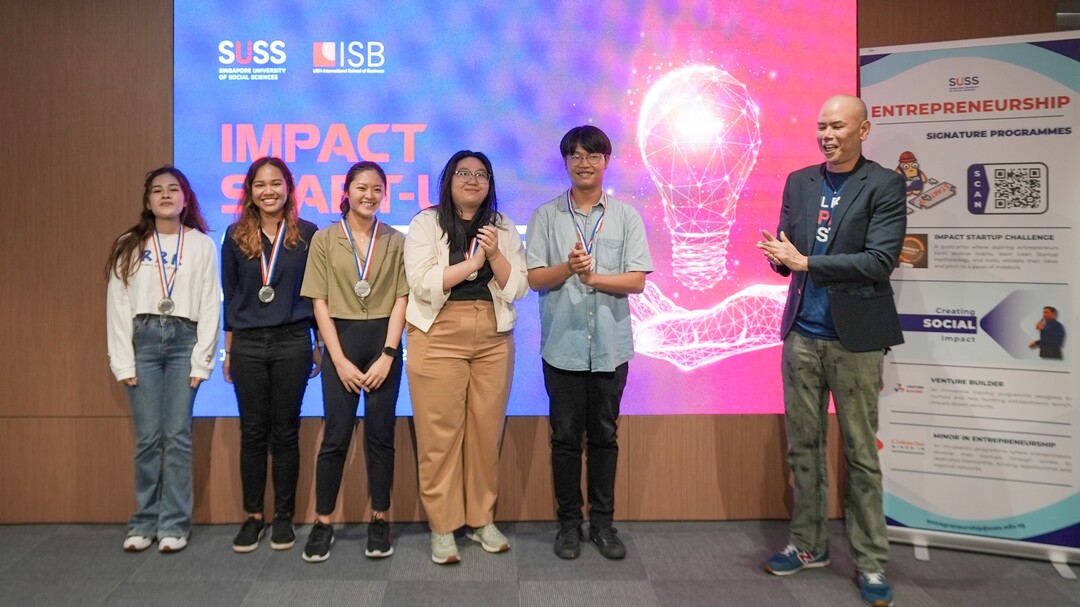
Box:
[404,150,528,565]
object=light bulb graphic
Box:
[637,65,761,291]
[628,64,785,370]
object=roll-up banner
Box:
[862,31,1080,564]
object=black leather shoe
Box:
[589,525,626,560]
[554,523,583,559]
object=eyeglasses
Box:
[568,153,606,166]
[453,170,491,182]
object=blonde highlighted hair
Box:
[231,157,305,258]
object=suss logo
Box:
[218,40,287,65]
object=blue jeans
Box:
[126,314,199,538]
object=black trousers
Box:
[316,318,401,514]
[230,320,313,517]
[543,361,628,527]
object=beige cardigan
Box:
[403,208,528,333]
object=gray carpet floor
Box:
[0,520,1075,606]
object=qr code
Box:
[993,167,1043,209]
[967,162,1048,215]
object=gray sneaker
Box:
[430,531,460,565]
[466,523,509,553]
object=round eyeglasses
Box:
[453,170,491,182]
[568,153,606,166]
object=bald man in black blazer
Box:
[758,94,905,607]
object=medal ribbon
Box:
[259,220,287,288]
[151,226,186,302]
[566,189,605,254]
[340,217,379,283]
[463,236,480,261]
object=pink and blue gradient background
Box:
[175,1,857,417]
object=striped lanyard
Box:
[340,217,379,282]
[566,189,606,254]
[259,220,286,287]
[151,227,185,301]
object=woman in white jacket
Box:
[404,150,528,565]
[105,166,220,553]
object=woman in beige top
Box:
[300,161,408,563]
[404,150,528,564]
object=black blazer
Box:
[772,157,907,352]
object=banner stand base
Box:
[890,527,1080,568]
[912,544,930,562]
[1051,561,1077,580]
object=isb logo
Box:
[218,40,287,65]
[313,41,385,68]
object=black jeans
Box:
[316,318,401,514]
[544,361,628,527]
[230,320,313,517]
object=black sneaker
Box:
[365,517,393,558]
[232,516,264,553]
[554,522,583,560]
[302,522,334,563]
[270,514,295,550]
[590,525,626,560]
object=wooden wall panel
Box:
[494,417,557,521]
[0,415,813,524]
[0,0,173,419]
[190,418,427,524]
[623,415,847,521]
[0,0,1062,524]
[858,0,1056,48]
[0,418,135,522]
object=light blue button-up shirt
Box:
[526,192,653,372]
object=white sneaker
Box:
[158,536,188,553]
[466,523,509,553]
[430,532,460,565]
[123,535,153,552]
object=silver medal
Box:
[157,297,175,315]
[258,285,275,303]
[466,271,478,281]
[354,279,372,298]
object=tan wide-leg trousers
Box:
[406,300,513,534]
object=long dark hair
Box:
[105,165,209,285]
[434,150,502,251]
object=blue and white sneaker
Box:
[764,543,830,575]
[857,571,895,607]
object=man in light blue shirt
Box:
[526,125,653,561]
